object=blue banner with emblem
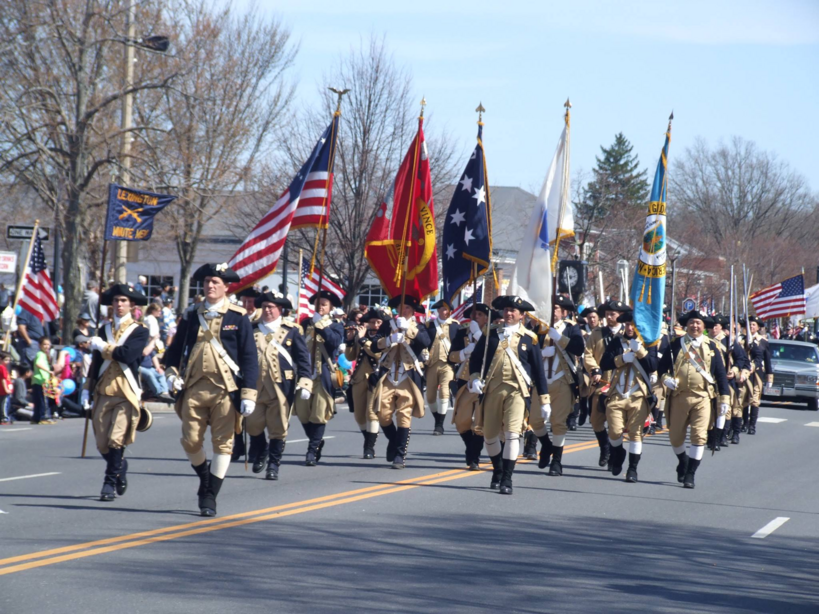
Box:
[104,183,176,241]
[629,118,671,347]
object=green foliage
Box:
[578,133,649,221]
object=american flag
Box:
[229,116,340,291]
[298,258,345,318]
[452,284,483,322]
[18,234,59,323]
[750,274,807,319]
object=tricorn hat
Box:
[579,307,598,318]
[193,263,241,284]
[616,311,634,324]
[100,283,148,307]
[136,406,153,433]
[600,299,631,313]
[464,303,490,319]
[492,295,535,312]
[308,290,343,309]
[236,287,261,299]
[430,298,452,310]
[553,295,576,311]
[387,294,425,313]
[255,292,292,310]
[679,310,713,327]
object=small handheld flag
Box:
[104,184,176,241]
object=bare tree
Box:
[0,0,175,338]
[133,0,295,308]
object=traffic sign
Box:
[0,252,17,274]
[682,298,696,312]
[6,225,50,241]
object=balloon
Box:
[63,347,77,361]
[337,354,352,371]
[14,305,21,315]
[60,379,76,395]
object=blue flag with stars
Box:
[442,125,492,307]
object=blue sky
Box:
[240,0,818,194]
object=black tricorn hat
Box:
[601,299,631,313]
[679,310,713,327]
[362,307,391,323]
[554,295,575,311]
[236,287,261,299]
[309,290,342,308]
[464,303,490,319]
[430,298,452,310]
[747,315,764,326]
[387,294,424,313]
[491,309,504,321]
[580,307,598,318]
[492,295,535,312]
[193,263,241,284]
[616,311,634,324]
[100,283,148,307]
[255,292,292,310]
[136,406,153,433]
[707,313,729,328]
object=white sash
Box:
[434,319,452,356]
[682,338,715,385]
[503,336,532,387]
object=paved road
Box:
[1,399,818,613]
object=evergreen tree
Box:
[578,133,649,221]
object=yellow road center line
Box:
[1,429,667,575]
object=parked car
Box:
[763,339,819,411]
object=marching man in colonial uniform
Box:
[371,295,431,469]
[163,263,258,517]
[599,311,658,483]
[425,299,459,435]
[449,303,490,469]
[345,307,389,459]
[705,314,750,450]
[534,295,585,476]
[583,300,631,470]
[659,310,730,489]
[83,284,150,501]
[468,296,550,495]
[247,292,312,480]
[742,315,773,435]
[294,290,344,466]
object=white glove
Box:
[81,389,90,408]
[628,338,641,352]
[312,312,322,323]
[650,372,658,385]
[540,403,552,422]
[469,320,482,338]
[389,332,405,345]
[720,403,730,416]
[167,375,184,392]
[663,376,678,390]
[541,346,556,358]
[548,327,562,342]
[396,316,410,331]
[462,342,476,358]
[764,381,773,391]
[468,379,485,394]
[622,352,635,363]
[298,387,311,400]
[88,336,107,353]
[338,343,346,352]
[240,399,256,416]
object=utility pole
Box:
[114,0,136,283]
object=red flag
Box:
[365,118,438,301]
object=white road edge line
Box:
[286,436,336,444]
[0,428,32,432]
[751,517,790,539]
[756,418,787,423]
[804,422,819,427]
[0,472,62,483]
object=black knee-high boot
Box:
[499,458,516,495]
[249,433,268,473]
[100,450,116,501]
[489,453,502,490]
[748,407,759,435]
[459,431,473,466]
[537,434,553,469]
[363,431,377,460]
[594,430,611,468]
[392,427,410,469]
[382,422,398,462]
[626,453,640,483]
[549,446,564,476]
[266,439,284,480]
[470,433,484,469]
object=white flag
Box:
[509,123,571,322]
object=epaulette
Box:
[228,303,247,315]
[523,328,538,340]
[564,317,577,326]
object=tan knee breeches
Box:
[246,394,291,440]
[481,382,525,441]
[668,393,711,448]
[180,378,236,455]
[452,385,481,434]
[93,395,137,454]
[606,393,650,442]
[377,378,415,429]
[351,379,377,427]
[294,377,335,425]
[589,392,607,431]
[425,361,454,403]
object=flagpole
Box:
[3,220,40,351]
[82,236,109,458]
[549,99,571,334]
[297,248,304,320]
[396,97,426,313]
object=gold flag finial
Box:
[328,87,350,115]
[564,97,572,109]
[668,110,674,131]
[476,102,485,123]
[420,96,427,119]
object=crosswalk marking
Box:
[756,417,787,423]
[751,517,790,539]
[805,422,819,427]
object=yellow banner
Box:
[647,200,666,216]
[636,261,666,278]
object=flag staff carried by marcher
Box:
[2,220,41,351]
